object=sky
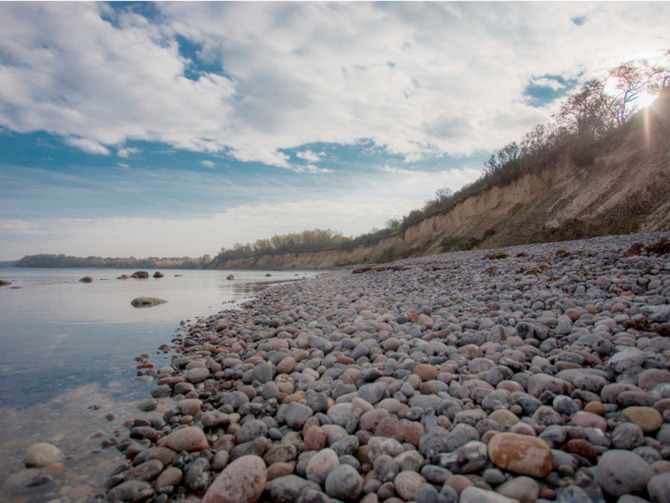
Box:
[1,2,669,261]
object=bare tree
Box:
[603,61,664,126]
[556,80,611,138]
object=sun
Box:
[636,91,659,109]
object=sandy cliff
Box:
[215,91,670,270]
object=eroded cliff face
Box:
[214,92,670,270]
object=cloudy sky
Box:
[1,2,668,260]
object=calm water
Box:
[0,267,316,500]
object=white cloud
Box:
[201,160,215,169]
[64,137,111,156]
[529,77,566,91]
[0,2,668,166]
[117,147,139,158]
[296,150,325,163]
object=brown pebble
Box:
[566,439,598,459]
[413,364,438,381]
[584,401,606,416]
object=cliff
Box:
[214,91,670,270]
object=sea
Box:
[0,267,317,501]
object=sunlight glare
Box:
[637,91,658,109]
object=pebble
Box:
[162,426,210,452]
[202,455,266,503]
[394,470,425,500]
[306,448,339,485]
[594,450,653,497]
[97,232,670,503]
[488,433,553,478]
[324,464,363,501]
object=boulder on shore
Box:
[131,271,149,279]
[153,271,164,278]
[131,297,167,308]
[79,276,93,283]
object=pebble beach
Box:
[16,231,670,503]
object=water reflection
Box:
[0,268,319,501]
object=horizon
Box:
[1,2,669,261]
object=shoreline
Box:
[102,230,670,502]
[6,231,670,502]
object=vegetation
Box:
[213,55,669,266]
[15,254,212,269]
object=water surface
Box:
[0,267,316,500]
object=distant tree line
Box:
[213,55,669,263]
[214,229,352,263]
[15,253,212,269]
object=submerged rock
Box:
[131,297,168,308]
[24,443,65,467]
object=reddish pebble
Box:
[404,422,424,448]
[566,439,598,459]
[303,426,328,451]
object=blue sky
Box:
[1,2,668,260]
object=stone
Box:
[131,271,149,278]
[184,367,210,383]
[375,417,405,442]
[130,297,167,308]
[594,450,653,497]
[460,486,518,503]
[303,426,328,451]
[127,459,163,481]
[306,448,339,486]
[648,472,670,503]
[177,398,202,416]
[495,476,539,503]
[394,470,426,501]
[107,480,153,501]
[162,427,210,452]
[413,364,438,381]
[269,475,321,502]
[488,432,552,478]
[622,406,663,432]
[79,276,93,283]
[324,464,363,501]
[156,466,183,488]
[202,455,267,503]
[24,443,65,467]
[284,402,313,429]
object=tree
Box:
[603,61,665,126]
[556,80,610,138]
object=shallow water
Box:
[0,267,316,501]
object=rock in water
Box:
[79,276,93,283]
[202,455,266,503]
[226,274,234,280]
[488,433,552,477]
[0,280,12,286]
[131,297,168,308]
[24,443,65,467]
[131,271,149,279]
[153,271,164,278]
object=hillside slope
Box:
[214,90,670,270]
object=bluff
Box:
[214,91,670,270]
